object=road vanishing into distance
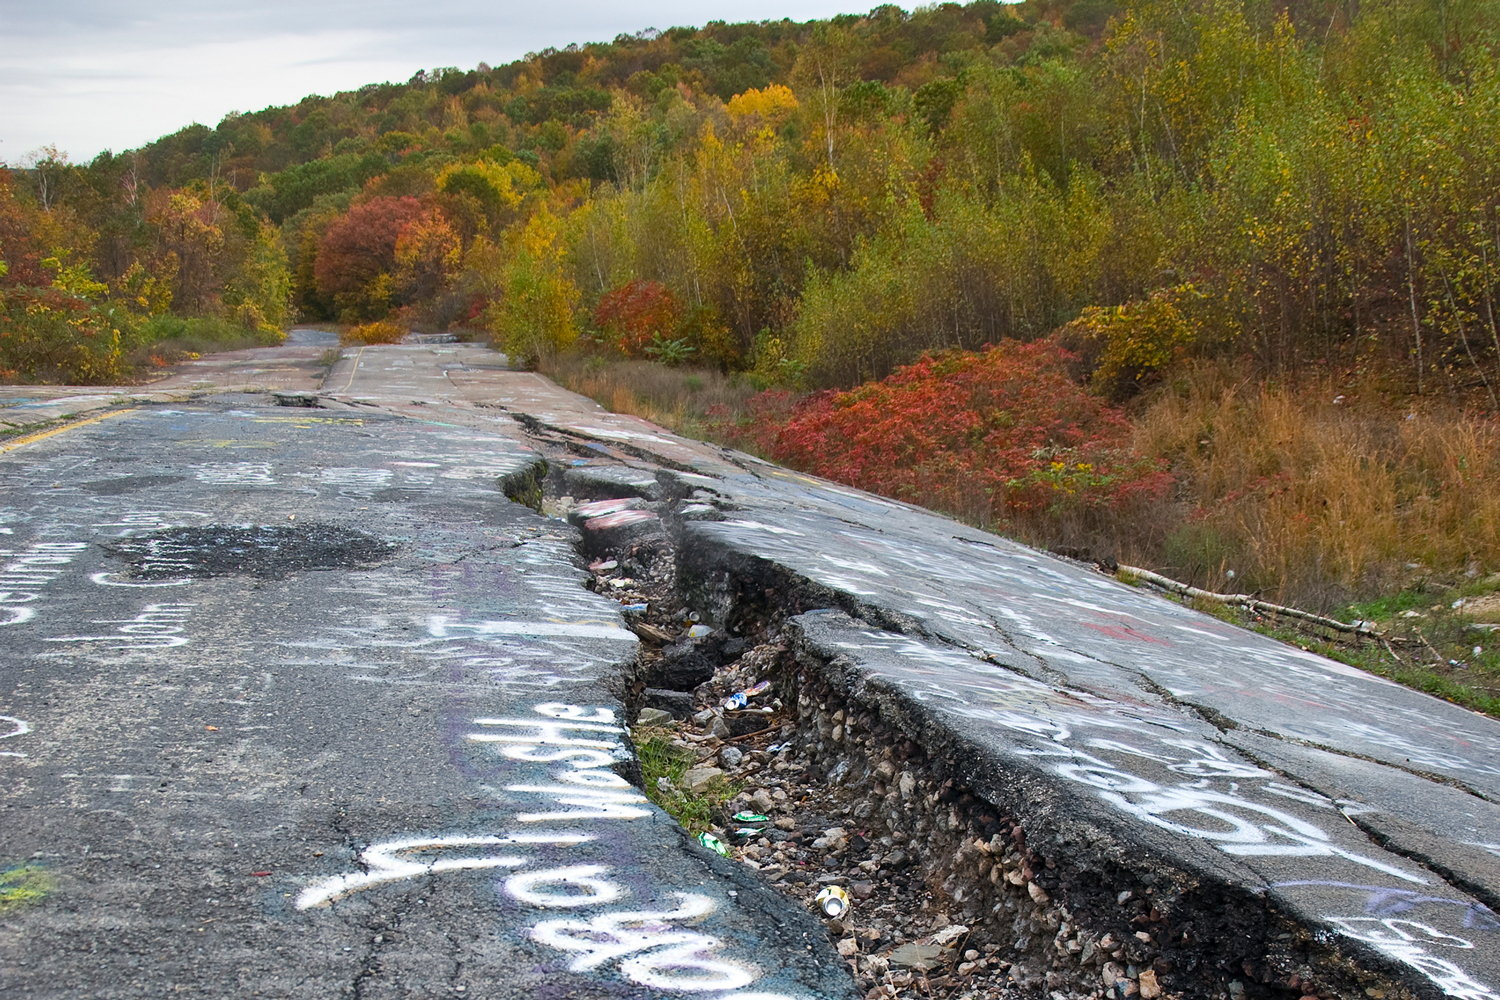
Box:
[2,332,1499,1000]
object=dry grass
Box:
[541,354,764,440]
[1133,362,1500,607]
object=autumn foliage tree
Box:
[593,279,682,356]
[314,195,426,321]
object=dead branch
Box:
[1116,564,1382,637]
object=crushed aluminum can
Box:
[723,679,773,710]
[697,832,729,856]
[815,885,851,918]
[733,827,764,839]
[733,811,770,823]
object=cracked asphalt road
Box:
[0,401,852,999]
[3,338,1500,1000]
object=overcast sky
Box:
[0,0,862,165]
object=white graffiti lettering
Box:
[45,602,196,649]
[0,542,87,613]
[504,865,625,907]
[296,833,593,909]
[191,462,274,485]
[0,715,30,758]
[1327,918,1500,1000]
[298,701,796,999]
[528,891,756,991]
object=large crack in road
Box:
[506,408,1500,1000]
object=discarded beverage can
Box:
[733,811,770,823]
[815,885,851,918]
[698,832,729,856]
[723,679,773,710]
[733,827,764,838]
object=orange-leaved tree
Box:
[314,196,427,322]
[593,279,682,357]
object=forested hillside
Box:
[5,0,1497,394]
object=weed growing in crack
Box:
[633,723,740,834]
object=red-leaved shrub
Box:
[719,339,1171,529]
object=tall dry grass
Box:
[540,355,764,437]
[1133,364,1500,606]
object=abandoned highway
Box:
[1,335,1498,1000]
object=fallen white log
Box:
[1116,564,1379,636]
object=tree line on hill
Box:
[2,0,1497,405]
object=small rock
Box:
[636,707,673,726]
[693,708,716,725]
[1027,881,1050,904]
[1138,969,1161,999]
[682,767,724,793]
[850,881,875,899]
[930,924,968,947]
[836,938,860,958]
[642,688,695,719]
[719,746,744,768]
[885,849,909,869]
[1101,962,1127,988]
[711,716,731,739]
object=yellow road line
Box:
[0,407,137,454]
[339,346,366,393]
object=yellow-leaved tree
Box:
[479,210,579,365]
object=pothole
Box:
[101,522,396,579]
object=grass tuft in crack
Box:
[633,723,740,834]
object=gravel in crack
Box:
[654,653,1034,1000]
[576,536,1031,1000]
[102,523,396,579]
